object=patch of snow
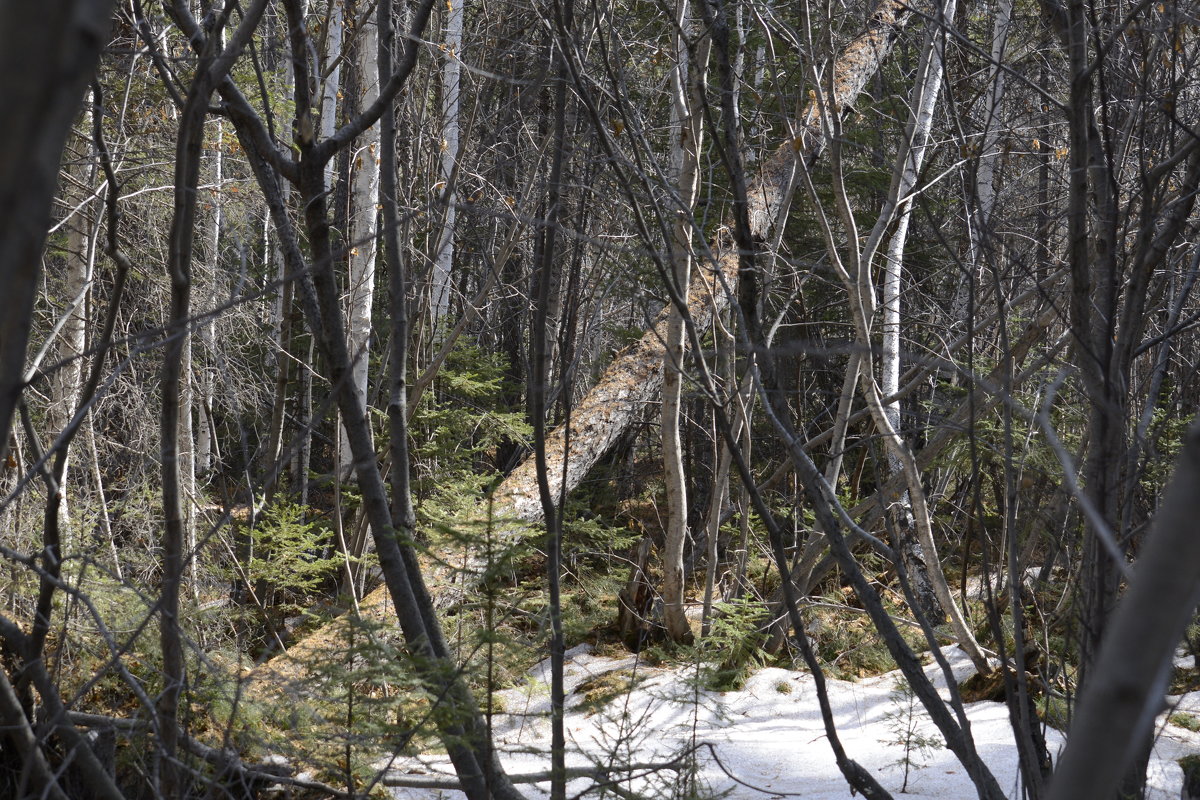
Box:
[384,645,1197,799]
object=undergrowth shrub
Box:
[700,598,767,690]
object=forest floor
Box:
[380,644,1200,799]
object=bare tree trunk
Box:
[529,1,573,791]
[877,0,952,628]
[179,312,199,597]
[824,353,860,490]
[320,0,345,189]
[154,7,270,790]
[1047,417,1200,800]
[0,0,113,465]
[261,227,294,501]
[431,0,463,328]
[195,118,223,477]
[159,64,210,800]
[339,5,380,478]
[661,0,708,646]
[952,0,1011,324]
[47,126,98,528]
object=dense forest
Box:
[2,0,1200,797]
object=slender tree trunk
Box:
[47,126,97,528]
[321,0,345,189]
[661,0,708,646]
[153,7,270,789]
[261,230,294,500]
[529,1,575,791]
[339,5,380,478]
[196,118,223,477]
[431,0,463,328]
[160,67,210,800]
[824,353,859,490]
[878,0,953,627]
[701,361,751,635]
[179,311,199,597]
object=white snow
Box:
[383,644,1200,799]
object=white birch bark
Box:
[48,126,97,528]
[180,311,198,595]
[339,8,380,476]
[195,118,222,477]
[876,0,950,625]
[320,0,345,189]
[952,0,1013,321]
[881,0,950,416]
[431,0,463,328]
[819,0,988,671]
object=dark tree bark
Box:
[0,0,113,464]
[1048,417,1200,800]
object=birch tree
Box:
[878,0,954,628]
[431,0,464,328]
[194,118,222,477]
[47,126,99,524]
[339,3,380,477]
[320,0,345,189]
[795,0,990,672]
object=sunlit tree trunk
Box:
[179,306,198,596]
[878,0,952,626]
[320,0,345,189]
[195,117,223,477]
[48,126,98,527]
[952,0,1012,326]
[431,0,463,328]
